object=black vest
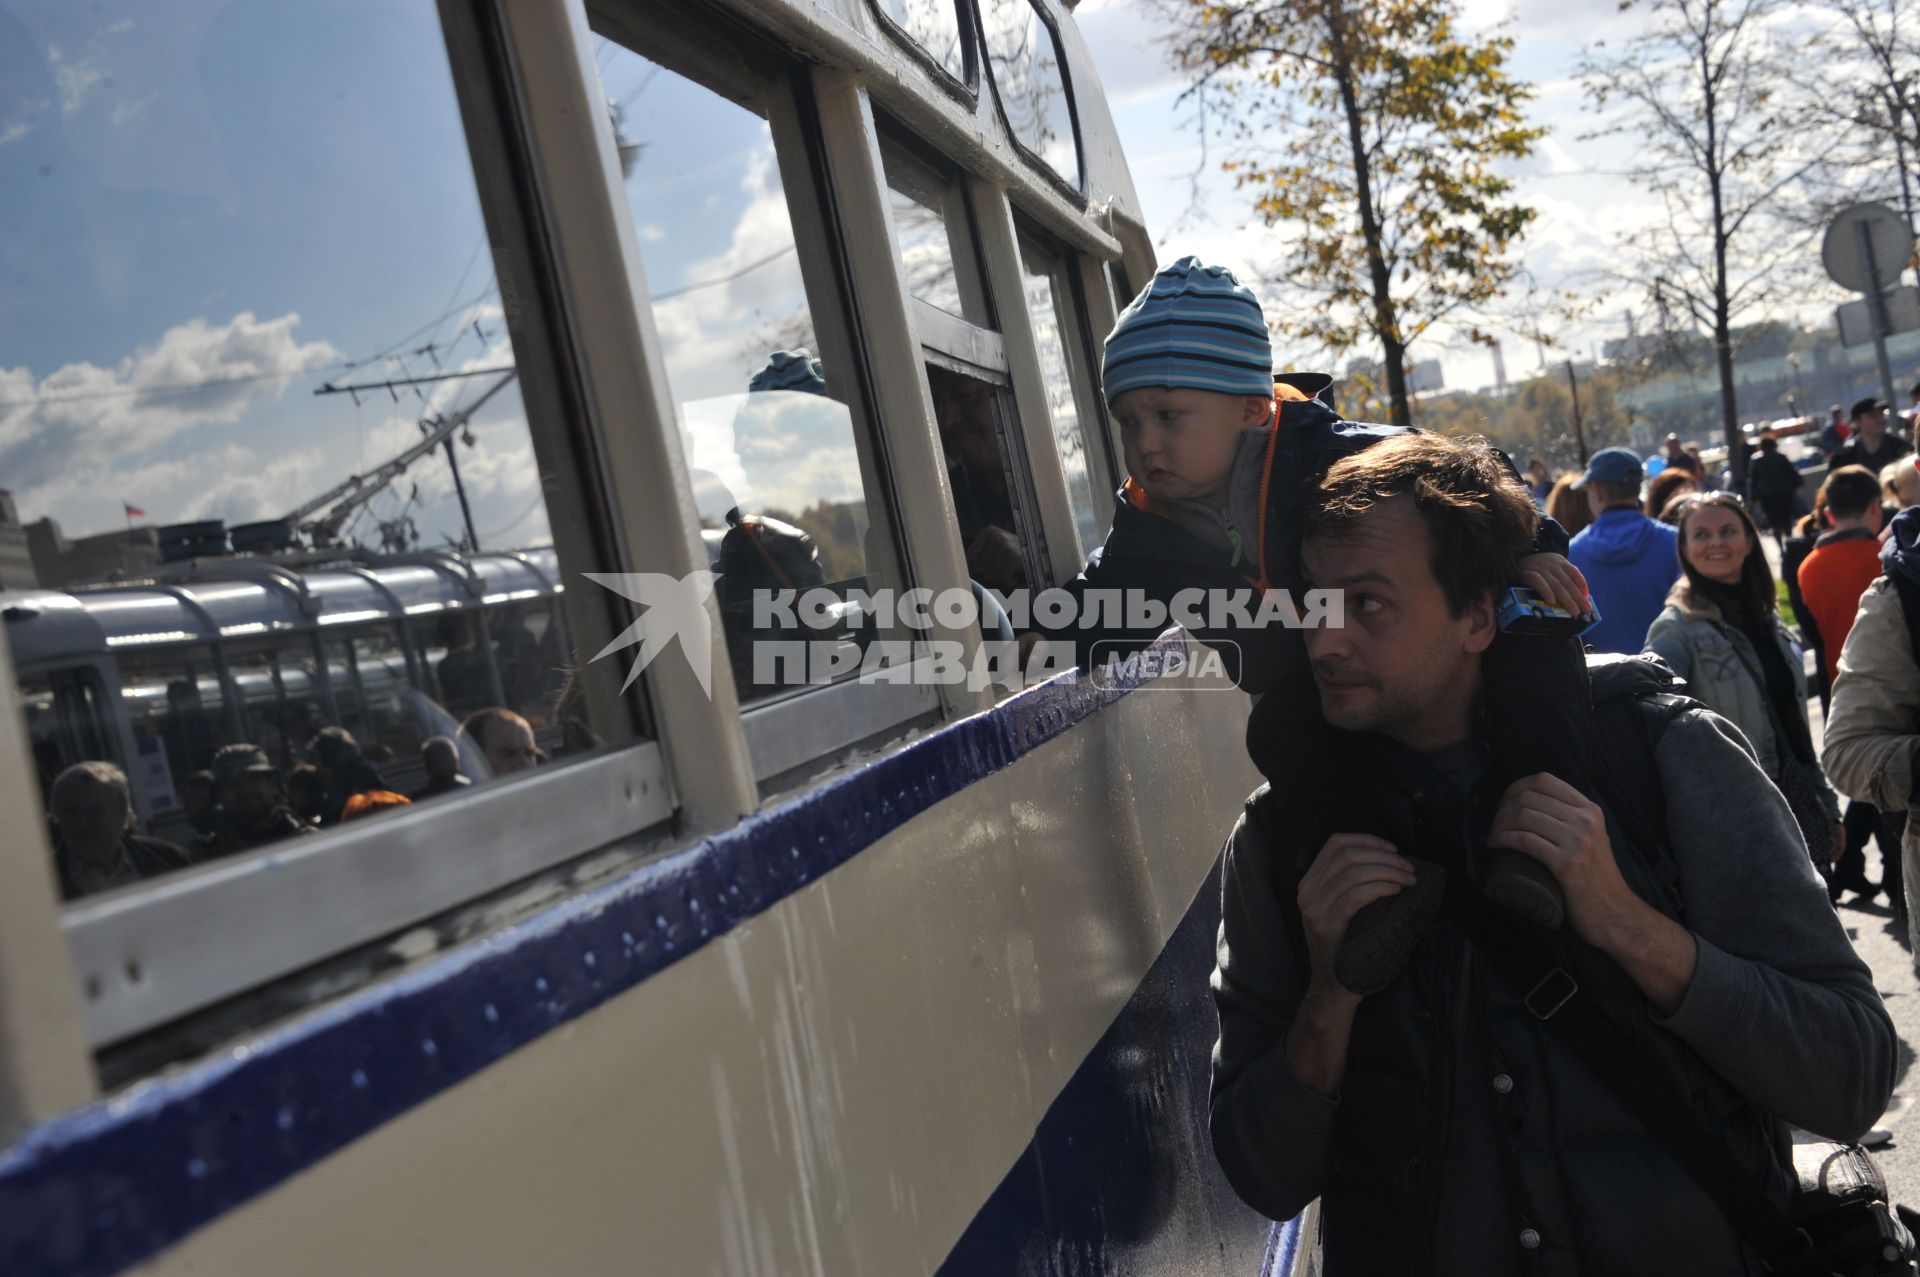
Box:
[1265,731,1796,1275]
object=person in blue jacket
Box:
[1567,447,1680,654]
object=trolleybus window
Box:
[1018,233,1108,557]
[872,0,969,87]
[882,140,993,325]
[0,0,637,900]
[979,0,1080,188]
[880,137,1054,607]
[598,37,910,704]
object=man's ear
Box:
[1462,591,1498,656]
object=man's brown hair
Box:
[1307,433,1538,617]
[1820,464,1882,521]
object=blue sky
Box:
[0,0,543,549]
[0,3,870,553]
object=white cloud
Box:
[0,122,28,147]
[110,92,157,128]
[0,311,341,475]
[48,45,106,115]
[104,18,134,35]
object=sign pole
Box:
[1859,220,1901,409]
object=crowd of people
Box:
[46,704,546,903]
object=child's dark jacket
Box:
[1041,374,1567,695]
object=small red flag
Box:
[123,501,145,519]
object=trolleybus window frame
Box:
[590,5,943,786]
[974,0,1084,201]
[29,0,696,1058]
[866,0,975,103]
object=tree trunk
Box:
[1701,31,1745,494]
[1326,3,1411,426]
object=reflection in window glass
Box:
[927,363,1036,598]
[601,38,904,702]
[0,2,604,895]
[19,668,109,803]
[1020,239,1102,555]
[113,648,226,844]
[881,144,988,324]
[875,0,966,83]
[979,0,1078,185]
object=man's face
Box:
[1110,386,1269,502]
[1301,496,1495,751]
[1859,408,1887,437]
[222,772,282,830]
[930,374,1004,491]
[483,717,538,777]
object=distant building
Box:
[25,517,161,588]
[0,491,35,591]
[1407,359,1445,393]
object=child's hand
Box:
[1517,553,1589,612]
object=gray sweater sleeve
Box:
[1650,708,1895,1141]
[1208,804,1335,1222]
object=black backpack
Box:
[1583,652,1703,875]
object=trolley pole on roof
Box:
[444,434,479,553]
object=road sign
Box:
[1824,203,1914,293]
[1838,285,1920,346]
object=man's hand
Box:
[1489,773,1698,1014]
[965,526,1026,594]
[1285,833,1412,1097]
[1517,552,1590,613]
[1828,821,1845,866]
[1297,834,1415,999]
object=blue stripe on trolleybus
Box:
[935,858,1297,1277]
[0,635,1268,1277]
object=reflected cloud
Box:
[48,45,103,115]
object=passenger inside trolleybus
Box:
[928,362,1031,596]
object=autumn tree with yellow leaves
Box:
[1160,0,1544,425]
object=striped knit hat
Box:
[748,348,828,395]
[1101,257,1273,401]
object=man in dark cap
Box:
[206,744,317,857]
[1830,397,1912,475]
[1567,446,1681,653]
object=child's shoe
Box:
[1481,849,1565,929]
[1334,860,1447,994]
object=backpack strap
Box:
[1456,900,1823,1275]
[1585,655,1700,888]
